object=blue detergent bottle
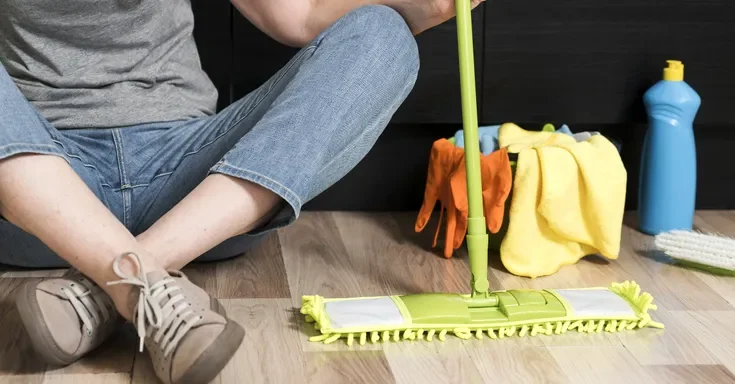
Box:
[638,60,701,235]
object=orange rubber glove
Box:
[416,140,513,258]
[450,147,513,236]
[415,139,466,257]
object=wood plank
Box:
[215,299,306,383]
[179,262,218,297]
[489,255,625,291]
[716,210,735,224]
[1,377,44,384]
[185,233,290,299]
[465,343,567,384]
[0,268,67,279]
[42,373,129,384]
[130,352,158,384]
[0,278,47,384]
[668,311,735,375]
[332,211,477,295]
[548,346,656,384]
[3,211,735,384]
[694,211,735,235]
[680,268,735,310]
[383,338,483,384]
[615,308,718,366]
[305,351,395,384]
[280,212,364,301]
[539,326,623,348]
[644,364,735,384]
[215,233,290,298]
[281,212,394,352]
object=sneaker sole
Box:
[15,281,79,366]
[176,306,245,384]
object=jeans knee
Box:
[335,5,420,90]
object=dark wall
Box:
[192,1,735,211]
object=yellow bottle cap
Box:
[663,60,684,81]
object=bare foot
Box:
[387,0,485,35]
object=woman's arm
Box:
[231,0,374,47]
[231,0,484,47]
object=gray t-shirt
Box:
[0,0,218,129]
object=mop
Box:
[300,0,664,346]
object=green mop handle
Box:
[456,0,489,297]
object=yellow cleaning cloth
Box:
[498,123,626,278]
[499,122,574,153]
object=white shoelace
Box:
[62,277,112,336]
[107,253,202,355]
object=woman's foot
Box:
[16,253,244,384]
[107,253,244,384]
[15,268,122,366]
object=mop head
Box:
[301,281,663,346]
[654,229,735,276]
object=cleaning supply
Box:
[454,123,576,154]
[498,123,574,152]
[499,124,627,278]
[454,125,501,155]
[654,230,735,276]
[415,139,467,257]
[638,60,701,235]
[572,131,599,142]
[450,147,512,236]
[302,280,663,345]
[300,0,662,346]
[415,141,512,258]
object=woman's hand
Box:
[387,0,485,35]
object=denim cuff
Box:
[209,161,300,236]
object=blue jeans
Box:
[0,6,419,268]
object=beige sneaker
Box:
[15,269,121,366]
[108,253,244,384]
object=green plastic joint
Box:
[466,229,489,296]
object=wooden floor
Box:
[1,211,734,384]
